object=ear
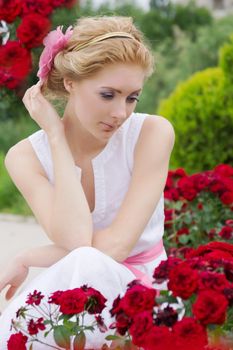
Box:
[63,78,76,93]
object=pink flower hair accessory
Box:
[37,25,73,82]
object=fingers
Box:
[22,81,43,117]
[31,81,43,98]
[22,81,42,104]
[5,286,18,300]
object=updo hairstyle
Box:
[43,16,155,101]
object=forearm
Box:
[17,244,70,268]
[47,129,93,250]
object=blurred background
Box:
[1,0,233,216]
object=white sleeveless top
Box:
[28,112,165,266]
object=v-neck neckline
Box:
[74,125,122,219]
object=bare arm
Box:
[18,244,70,268]
[5,83,93,250]
[92,116,175,262]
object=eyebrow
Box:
[100,87,142,94]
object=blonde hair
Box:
[43,16,155,100]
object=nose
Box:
[110,100,127,121]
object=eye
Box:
[127,96,140,103]
[100,93,114,100]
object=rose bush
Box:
[0,0,77,90]
[164,164,233,252]
[8,285,108,350]
[8,241,233,349]
[6,166,233,349]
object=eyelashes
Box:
[100,93,139,103]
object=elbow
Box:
[50,224,92,251]
[92,242,129,263]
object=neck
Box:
[61,103,107,164]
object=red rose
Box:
[165,175,173,189]
[59,288,88,315]
[129,311,153,346]
[168,261,198,299]
[208,228,217,239]
[62,0,77,7]
[21,0,54,17]
[191,173,210,192]
[174,168,187,178]
[177,177,197,201]
[0,0,21,23]
[154,305,178,327]
[219,226,233,240]
[164,208,175,228]
[81,285,107,314]
[50,0,66,6]
[166,188,180,201]
[26,290,44,306]
[0,41,32,89]
[119,284,156,317]
[192,290,228,325]
[114,312,132,336]
[224,261,233,282]
[172,317,208,350]
[27,317,46,335]
[186,242,233,262]
[176,227,190,243]
[198,271,230,293]
[173,188,180,200]
[48,290,64,305]
[209,177,225,193]
[153,257,181,283]
[145,325,173,350]
[214,164,233,178]
[109,295,122,317]
[17,14,51,49]
[7,332,28,350]
[221,177,233,191]
[225,219,233,226]
[220,191,233,205]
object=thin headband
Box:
[72,32,135,52]
[38,29,136,81]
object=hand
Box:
[0,256,29,300]
[22,81,64,136]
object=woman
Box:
[0,16,175,348]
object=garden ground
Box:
[0,213,51,311]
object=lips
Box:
[102,122,115,128]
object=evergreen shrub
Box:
[158,36,233,173]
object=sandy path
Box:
[0,213,51,311]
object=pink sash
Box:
[122,239,164,288]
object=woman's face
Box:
[66,63,146,142]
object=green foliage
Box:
[220,35,233,83]
[158,38,233,173]
[0,152,32,215]
[0,116,39,154]
[137,14,233,114]
[173,1,212,39]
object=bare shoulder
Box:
[5,138,46,178]
[142,114,175,140]
[135,114,175,159]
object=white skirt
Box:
[0,246,167,349]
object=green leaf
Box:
[105,335,123,340]
[73,331,86,350]
[53,325,71,349]
[178,234,190,244]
